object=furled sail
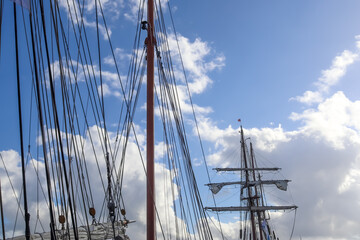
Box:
[206,179,291,194]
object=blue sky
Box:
[2,0,360,239]
[174,0,360,129]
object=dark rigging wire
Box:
[0,178,5,240]
[13,2,31,238]
[29,1,57,236]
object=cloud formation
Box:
[291,36,360,105]
[0,124,203,239]
[154,33,225,117]
[198,36,360,239]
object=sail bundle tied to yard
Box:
[206,179,291,194]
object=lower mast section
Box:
[146,0,155,239]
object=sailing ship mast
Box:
[146,0,155,239]
[2,0,216,239]
[205,125,297,240]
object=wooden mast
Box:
[240,126,257,240]
[250,143,264,240]
[205,123,297,239]
[146,0,155,239]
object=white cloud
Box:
[316,50,358,92]
[103,48,132,66]
[199,89,360,239]
[83,17,112,40]
[10,2,360,239]
[246,125,292,152]
[123,0,142,22]
[124,0,169,22]
[85,0,123,16]
[291,90,323,105]
[291,36,360,105]
[165,34,225,95]
[338,167,360,194]
[0,122,209,239]
[48,59,124,99]
[152,33,224,120]
[290,91,360,149]
[98,83,121,97]
[58,0,113,40]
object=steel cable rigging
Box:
[1,0,219,239]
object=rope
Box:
[13,2,31,237]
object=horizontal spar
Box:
[205,180,290,194]
[204,205,298,212]
[213,167,281,172]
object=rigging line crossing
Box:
[156,61,196,238]
[55,1,110,170]
[156,46,210,240]
[13,2,31,238]
[57,0,114,230]
[72,0,122,207]
[28,151,49,208]
[95,0,117,231]
[46,0,79,237]
[112,0,146,153]
[20,1,35,78]
[157,20,204,240]
[156,82,191,239]
[113,48,146,201]
[97,0,148,205]
[0,153,25,219]
[166,1,221,238]
[113,60,146,218]
[54,3,108,202]
[33,0,65,223]
[155,10,214,238]
[29,3,58,237]
[4,0,228,239]
[154,16,212,236]
[52,1,95,227]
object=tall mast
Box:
[240,126,257,240]
[146,0,155,239]
[205,123,297,239]
[250,142,263,240]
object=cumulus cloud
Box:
[290,91,360,149]
[0,150,49,237]
[199,85,360,239]
[85,0,124,20]
[123,0,169,22]
[193,39,360,237]
[48,59,124,99]
[103,48,132,66]
[98,83,121,97]
[316,50,358,92]
[165,34,225,95]
[9,2,360,240]
[200,112,360,239]
[58,0,114,39]
[0,123,205,239]
[0,24,225,238]
[152,33,225,118]
[291,36,360,105]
